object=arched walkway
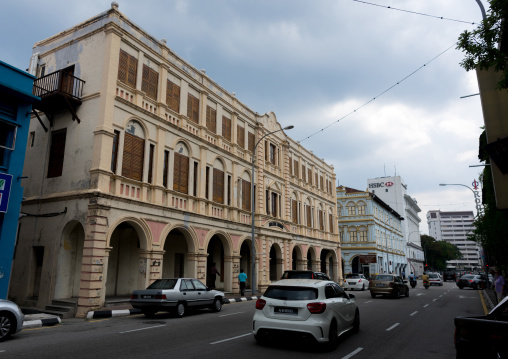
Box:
[269,243,283,281]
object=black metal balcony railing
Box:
[33,70,85,100]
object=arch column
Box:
[223,255,235,293]
[188,252,207,282]
[230,255,242,294]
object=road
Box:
[1,281,485,358]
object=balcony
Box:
[32,69,85,125]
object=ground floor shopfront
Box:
[9,193,341,317]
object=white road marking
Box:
[417,293,423,296]
[423,304,429,308]
[386,323,400,331]
[119,324,166,333]
[341,347,364,359]
[364,300,373,304]
[439,295,442,297]
[219,311,245,317]
[210,333,251,344]
[410,311,418,316]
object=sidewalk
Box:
[22,292,261,326]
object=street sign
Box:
[0,173,13,213]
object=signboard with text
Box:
[360,255,377,264]
[0,173,13,213]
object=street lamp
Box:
[439,183,483,216]
[251,125,294,295]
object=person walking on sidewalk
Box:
[208,262,220,290]
[238,269,248,296]
[494,270,506,303]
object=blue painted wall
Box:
[0,60,39,299]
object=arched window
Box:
[122,120,145,181]
[357,201,366,215]
[173,142,189,194]
[348,227,358,242]
[359,227,368,242]
[347,202,356,216]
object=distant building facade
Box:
[427,210,480,270]
[367,176,424,276]
[9,4,339,317]
[0,60,39,299]
[337,186,405,277]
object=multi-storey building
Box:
[0,61,39,299]
[367,176,424,276]
[427,210,480,270]
[337,186,405,277]
[9,3,339,317]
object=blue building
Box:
[0,61,39,299]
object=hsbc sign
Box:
[369,181,394,188]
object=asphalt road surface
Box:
[1,281,485,358]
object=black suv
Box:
[280,270,330,280]
[443,269,456,282]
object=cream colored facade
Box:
[9,4,339,317]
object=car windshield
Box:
[429,274,438,278]
[373,275,393,281]
[147,279,178,289]
[461,275,475,279]
[284,272,312,279]
[264,286,318,301]
[346,274,360,279]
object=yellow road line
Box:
[479,289,489,315]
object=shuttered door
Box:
[308,169,312,185]
[118,50,138,87]
[306,205,312,228]
[242,179,251,211]
[222,116,231,142]
[248,132,255,152]
[302,165,306,182]
[47,129,67,178]
[206,106,217,133]
[187,94,199,124]
[292,199,298,224]
[166,80,180,113]
[122,132,145,182]
[329,214,334,233]
[289,157,292,174]
[213,168,224,203]
[319,210,324,230]
[141,65,158,101]
[173,152,189,194]
[294,160,299,177]
[237,126,245,149]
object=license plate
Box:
[375,283,385,287]
[348,282,356,285]
[142,295,152,299]
[274,307,297,315]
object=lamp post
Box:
[407,230,421,275]
[439,183,483,216]
[251,125,294,295]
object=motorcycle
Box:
[410,279,417,289]
[424,281,430,289]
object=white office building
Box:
[427,210,481,270]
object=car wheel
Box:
[370,292,376,298]
[211,298,222,312]
[458,286,464,289]
[142,310,156,318]
[0,313,14,342]
[254,333,269,345]
[394,290,400,299]
[326,320,339,350]
[405,288,409,297]
[361,284,365,291]
[352,310,360,334]
[175,302,186,318]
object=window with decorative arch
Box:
[357,201,366,215]
[358,226,368,242]
[347,202,356,216]
[348,227,358,242]
[212,158,225,203]
[173,142,189,194]
[122,120,145,182]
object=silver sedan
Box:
[130,278,225,318]
[0,299,24,341]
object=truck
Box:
[454,296,508,358]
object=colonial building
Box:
[427,210,480,271]
[10,3,339,317]
[337,186,405,277]
[0,60,39,299]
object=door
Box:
[191,279,213,307]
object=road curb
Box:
[224,296,259,304]
[23,317,61,329]
[86,308,141,319]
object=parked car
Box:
[443,269,456,282]
[369,274,409,299]
[343,273,370,291]
[456,275,486,290]
[428,272,443,286]
[130,278,225,317]
[280,270,330,281]
[0,299,24,341]
[253,279,359,348]
[454,296,508,358]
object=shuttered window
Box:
[329,214,334,233]
[269,144,276,164]
[292,199,298,224]
[163,150,169,188]
[187,94,200,124]
[222,116,231,142]
[213,168,224,203]
[148,144,155,184]
[47,129,67,178]
[241,179,251,211]
[289,157,292,175]
[308,169,312,185]
[271,192,278,217]
[206,106,217,133]
[302,165,306,182]
[294,160,299,177]
[320,176,324,190]
[111,130,120,173]
[315,173,318,187]
[173,152,189,194]
[141,64,158,101]
[237,125,245,149]
[319,210,324,230]
[118,50,137,88]
[248,132,255,152]
[122,132,145,182]
[306,205,312,228]
[166,80,180,113]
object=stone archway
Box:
[269,243,283,281]
[239,239,252,291]
[291,245,303,270]
[162,228,192,278]
[206,232,232,292]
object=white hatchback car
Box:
[343,273,370,291]
[428,273,443,286]
[253,279,359,348]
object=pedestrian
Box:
[494,270,506,303]
[238,268,248,296]
[208,262,220,290]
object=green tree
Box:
[456,0,508,89]
[421,235,462,272]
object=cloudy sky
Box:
[1,0,488,234]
